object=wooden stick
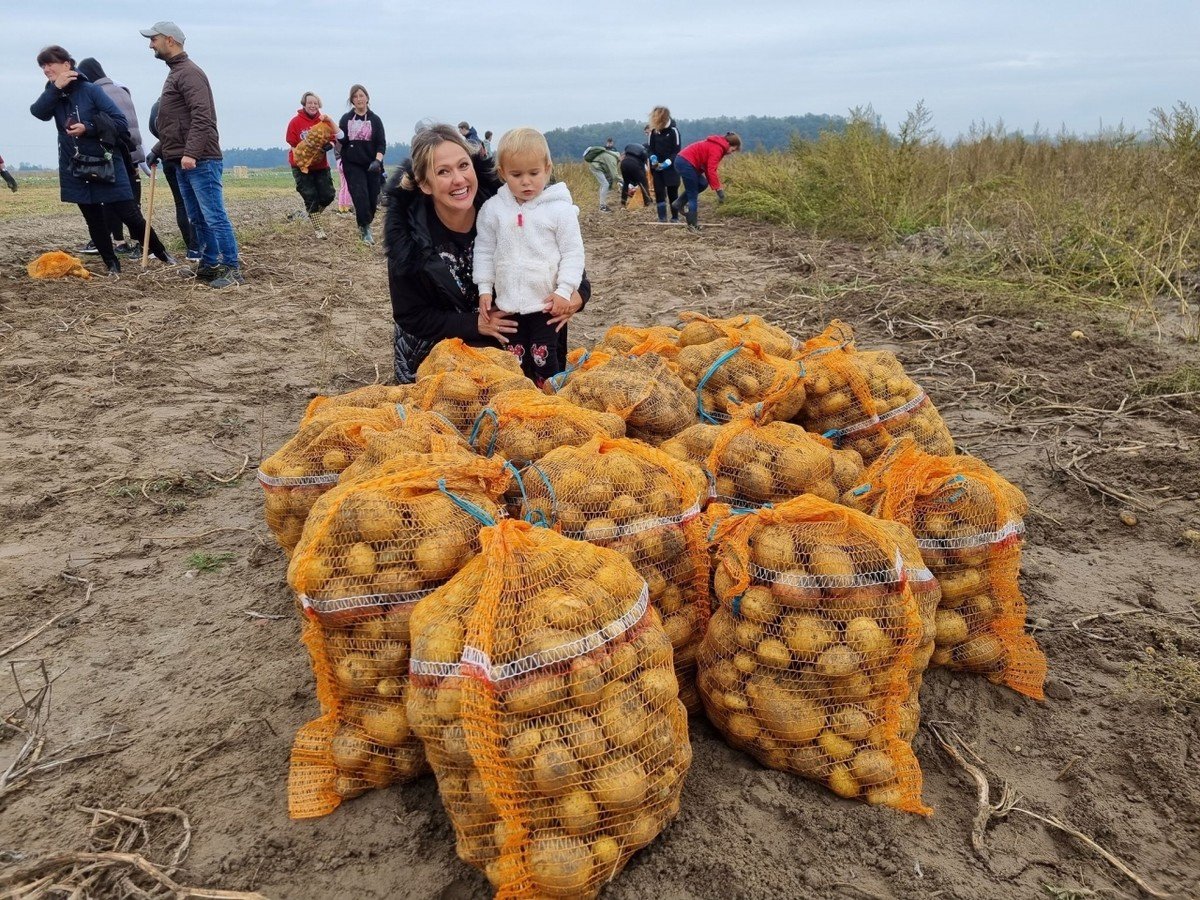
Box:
[141,165,157,271]
[0,581,94,659]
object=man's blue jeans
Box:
[176,158,239,268]
[674,156,708,220]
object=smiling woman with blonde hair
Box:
[384,124,590,382]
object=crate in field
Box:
[233,166,250,179]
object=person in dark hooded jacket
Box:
[647,106,682,223]
[147,98,199,258]
[30,45,172,275]
[385,123,589,383]
[76,57,148,253]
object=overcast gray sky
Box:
[5,0,1197,168]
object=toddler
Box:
[474,127,584,385]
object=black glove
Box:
[145,150,159,168]
[1,170,16,192]
[716,189,726,204]
[322,142,334,153]
[368,159,383,174]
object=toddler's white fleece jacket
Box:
[473,182,585,314]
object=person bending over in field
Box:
[0,155,18,192]
[474,127,585,386]
[672,131,741,231]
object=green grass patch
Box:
[1135,364,1200,397]
[186,551,235,573]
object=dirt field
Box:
[2,186,1198,899]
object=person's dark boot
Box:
[1,170,17,192]
[656,201,667,222]
[104,257,121,277]
[685,210,701,232]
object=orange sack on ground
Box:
[417,337,524,379]
[701,495,939,814]
[407,519,691,898]
[662,418,864,509]
[671,338,806,426]
[677,311,797,359]
[845,438,1047,700]
[514,436,712,712]
[28,250,91,280]
[285,457,512,819]
[470,389,626,467]
[552,351,696,443]
[795,320,955,464]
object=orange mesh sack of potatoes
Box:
[662,419,864,510]
[514,436,712,712]
[292,117,337,173]
[700,495,939,814]
[336,409,474,484]
[553,352,696,442]
[469,390,626,467]
[394,364,535,435]
[258,405,410,555]
[672,339,806,425]
[285,457,512,819]
[302,384,413,426]
[594,324,681,355]
[407,519,691,898]
[846,439,1046,699]
[677,311,797,359]
[417,337,524,379]
[795,321,955,464]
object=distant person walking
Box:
[672,131,741,231]
[30,44,173,276]
[619,142,652,208]
[141,21,243,288]
[457,121,487,159]
[0,156,17,192]
[335,158,353,214]
[76,57,149,256]
[286,91,336,237]
[337,85,387,245]
[146,98,200,259]
[647,106,682,223]
[582,144,620,212]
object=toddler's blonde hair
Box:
[495,127,552,170]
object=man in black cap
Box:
[141,21,243,287]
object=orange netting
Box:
[258,405,408,554]
[395,365,535,435]
[292,118,337,173]
[28,250,92,280]
[514,436,712,713]
[845,439,1047,699]
[701,495,938,814]
[408,520,690,898]
[662,419,865,509]
[337,410,473,484]
[672,339,806,425]
[417,337,525,379]
[553,353,696,442]
[594,324,682,355]
[470,390,626,467]
[285,457,512,818]
[795,321,955,463]
[678,311,797,359]
[302,384,413,426]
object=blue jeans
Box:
[176,158,239,268]
[674,156,708,219]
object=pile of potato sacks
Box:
[259,315,1046,898]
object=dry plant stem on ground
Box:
[927,723,1173,898]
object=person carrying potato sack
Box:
[845,438,1047,700]
[285,456,513,819]
[286,92,337,236]
[700,495,940,814]
[406,519,691,898]
[671,131,741,231]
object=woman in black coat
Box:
[647,105,682,223]
[337,84,387,245]
[384,123,589,383]
[30,45,172,275]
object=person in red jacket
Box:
[286,91,336,236]
[671,131,741,231]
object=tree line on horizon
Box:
[118,114,848,171]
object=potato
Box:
[333,773,367,799]
[529,833,593,898]
[782,615,834,658]
[953,633,1006,673]
[505,674,566,716]
[756,638,791,669]
[807,545,855,585]
[939,568,985,602]
[533,740,582,797]
[827,763,860,798]
[829,671,873,703]
[335,653,380,695]
[818,729,857,762]
[749,685,824,743]
[568,657,606,707]
[771,572,822,609]
[414,537,463,581]
[844,617,892,659]
[817,644,862,679]
[829,707,871,742]
[362,703,410,747]
[737,585,779,623]
[934,609,969,647]
[637,667,679,708]
[600,686,648,746]
[725,712,761,742]
[851,748,897,787]
[591,835,621,876]
[592,757,648,811]
[556,790,600,836]
[751,527,795,570]
[346,542,377,578]
[330,725,372,772]
[507,724,543,762]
